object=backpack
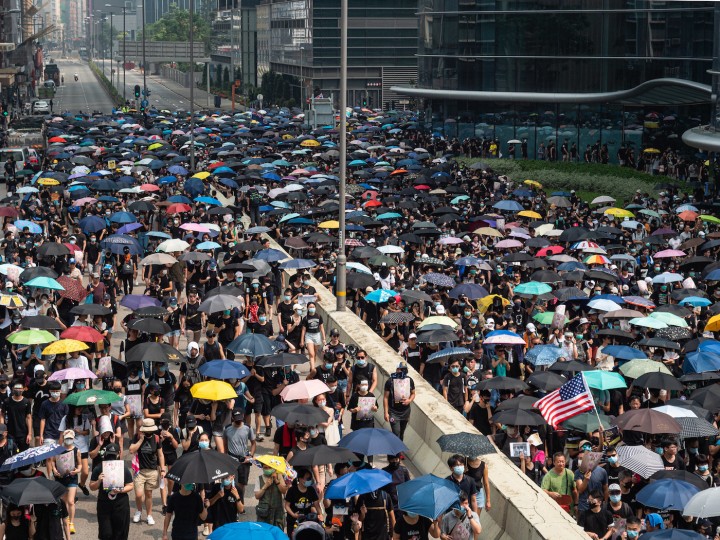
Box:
[121,261,133,275]
[248,190,263,207]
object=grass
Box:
[458,158,677,205]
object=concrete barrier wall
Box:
[264,237,587,540]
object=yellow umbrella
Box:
[318,220,339,229]
[190,380,237,401]
[643,148,661,154]
[418,316,458,329]
[192,171,211,180]
[604,208,635,219]
[0,294,25,308]
[42,339,90,355]
[282,134,294,140]
[300,139,321,147]
[518,210,542,219]
[37,178,60,186]
[477,294,510,314]
[524,179,542,188]
[473,227,503,238]
[148,142,165,151]
[255,454,290,475]
[705,314,720,333]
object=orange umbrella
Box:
[140,183,160,192]
[390,169,408,175]
[678,210,698,221]
[166,203,192,214]
[363,199,382,208]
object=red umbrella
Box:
[60,326,104,343]
[56,276,88,303]
[207,161,226,170]
[0,207,19,218]
[48,136,67,143]
[537,246,564,257]
[166,203,192,214]
[363,200,382,208]
[678,211,698,222]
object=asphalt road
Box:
[51,58,116,115]
[120,68,218,112]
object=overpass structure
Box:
[118,41,208,63]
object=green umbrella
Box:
[368,255,398,267]
[63,390,122,406]
[649,312,689,328]
[15,169,34,177]
[584,371,627,391]
[639,209,661,218]
[562,411,613,433]
[514,281,552,295]
[619,359,673,379]
[533,312,569,326]
[6,329,57,345]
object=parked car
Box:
[32,100,50,114]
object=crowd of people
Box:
[0,107,716,540]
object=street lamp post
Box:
[122,6,127,101]
[336,0,348,311]
[106,8,114,86]
[189,0,196,171]
[300,45,304,109]
[141,2,147,97]
[101,13,106,75]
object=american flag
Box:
[536,373,595,428]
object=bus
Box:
[79,47,88,61]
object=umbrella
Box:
[208,522,287,540]
[525,345,566,366]
[494,395,539,411]
[280,380,331,401]
[60,326,104,343]
[0,477,67,505]
[198,360,251,380]
[615,445,664,478]
[167,449,239,483]
[636,478,700,510]
[632,372,683,391]
[583,371,627,391]
[683,351,720,374]
[619,359,673,379]
[256,352,310,368]
[42,339,89,356]
[562,411,613,432]
[426,347,474,364]
[63,389,122,406]
[270,403,330,426]
[227,333,276,358]
[119,295,162,311]
[491,409,545,426]
[415,329,459,343]
[513,281,552,295]
[526,371,567,392]
[677,417,719,439]
[397,474,461,519]
[682,486,720,518]
[70,304,111,316]
[380,312,415,325]
[20,315,64,331]
[449,283,488,299]
[615,409,681,434]
[198,294,245,314]
[48,367,97,381]
[325,469,392,499]
[190,380,238,401]
[602,345,647,360]
[0,443,66,472]
[254,455,291,476]
[24,276,64,290]
[641,531,707,540]
[55,276,89,302]
[6,329,57,345]
[650,470,712,492]
[338,428,408,456]
[423,273,456,288]
[548,360,596,373]
[476,376,528,391]
[435,433,496,457]
[128,318,171,335]
[289,445,358,467]
[125,342,183,364]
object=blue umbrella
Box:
[184,178,205,197]
[100,235,143,255]
[698,340,720,355]
[449,283,489,300]
[492,200,524,212]
[78,215,107,234]
[338,428,408,456]
[195,196,222,206]
[119,294,162,311]
[705,269,720,281]
[364,289,398,303]
[24,276,64,290]
[226,333,276,358]
[208,521,287,540]
[196,241,222,250]
[602,345,647,360]
[13,220,42,234]
[0,442,66,471]
[219,178,239,189]
[117,222,143,235]
[641,531,707,540]
[683,350,720,374]
[168,165,188,175]
[680,296,712,307]
[325,469,392,499]
[454,256,481,267]
[525,345,566,366]
[397,474,461,519]
[146,231,172,239]
[198,360,251,380]
[168,195,193,204]
[636,479,700,510]
[279,259,317,270]
[158,175,177,185]
[255,248,287,263]
[109,211,137,224]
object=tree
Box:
[141,5,210,51]
[223,67,229,86]
[215,64,222,87]
[97,20,119,58]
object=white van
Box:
[0,147,40,176]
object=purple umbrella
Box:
[117,222,143,235]
[119,294,162,311]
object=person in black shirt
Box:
[578,490,614,540]
[383,363,415,440]
[465,388,493,436]
[393,511,439,540]
[206,476,244,531]
[162,482,208,540]
[88,442,133,540]
[4,381,31,450]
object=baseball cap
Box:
[169,297,178,306]
[232,409,244,420]
[330,328,340,337]
[408,333,417,339]
[397,361,408,370]
[436,305,446,315]
[579,318,589,325]
[608,483,621,493]
[104,442,121,459]
[206,329,216,337]
[235,271,244,279]
[578,439,592,450]
[92,272,100,278]
[526,323,536,333]
[69,258,76,264]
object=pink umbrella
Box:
[654,249,686,258]
[495,239,523,249]
[438,237,464,245]
[180,223,211,233]
[75,197,98,206]
[48,367,97,381]
[280,379,330,401]
[483,335,526,346]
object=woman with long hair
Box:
[0,505,34,540]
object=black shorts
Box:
[245,399,262,415]
[261,391,273,416]
[235,462,251,485]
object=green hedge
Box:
[459,158,674,204]
[88,61,124,107]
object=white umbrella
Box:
[587,299,623,312]
[347,262,372,275]
[591,196,616,205]
[653,405,697,419]
[683,487,720,518]
[377,245,405,255]
[140,253,177,266]
[157,239,190,253]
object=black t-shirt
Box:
[393,515,432,540]
[578,508,613,537]
[277,301,295,328]
[133,433,159,470]
[285,484,319,517]
[303,314,322,334]
[27,381,50,418]
[167,490,204,529]
[467,401,493,436]
[183,302,203,330]
[4,397,31,436]
[90,463,133,502]
[34,501,68,540]
[207,483,241,526]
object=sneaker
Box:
[79,484,89,496]
[265,426,271,437]
[147,515,155,526]
[69,522,76,534]
[133,511,142,523]
[256,435,264,442]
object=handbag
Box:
[556,469,573,513]
[256,498,271,518]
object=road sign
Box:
[118,41,206,62]
[257,94,263,102]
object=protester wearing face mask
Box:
[383,362,416,440]
[161,481,208,540]
[602,483,633,522]
[348,349,377,400]
[223,409,256,505]
[254,464,288,529]
[205,473,244,535]
[130,418,166,526]
[578,489,614,540]
[443,360,468,413]
[284,469,322,533]
[694,454,713,486]
[0,504,35,539]
[439,491,481,540]
[348,378,378,431]
[300,302,325,371]
[89,442,133,540]
[38,381,68,445]
[51,430,82,534]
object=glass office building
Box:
[397,1,714,160]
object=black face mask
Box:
[388,462,400,470]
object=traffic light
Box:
[146,89,151,96]
[140,104,145,112]
[2,109,8,117]
[134,85,141,98]
[363,99,367,106]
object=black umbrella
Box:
[548,360,596,373]
[167,449,239,483]
[530,270,562,283]
[36,242,72,257]
[20,315,64,330]
[595,329,635,340]
[558,227,590,242]
[475,376,529,391]
[678,372,720,384]
[128,318,172,335]
[436,433,497,457]
[526,371,567,392]
[134,306,170,318]
[653,304,692,317]
[346,272,377,290]
[20,266,59,282]
[256,352,310,368]
[0,477,67,505]
[637,337,681,351]
[270,403,330,425]
[553,287,588,302]
[205,285,246,298]
[125,342,183,364]
[494,395,539,411]
[70,304,112,316]
[380,312,415,324]
[632,372,683,391]
[128,201,155,213]
[491,409,546,426]
[289,445,358,467]
[415,329,458,343]
[220,263,258,273]
[398,289,433,303]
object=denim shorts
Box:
[165,330,181,338]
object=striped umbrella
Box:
[678,417,719,439]
[616,445,664,479]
